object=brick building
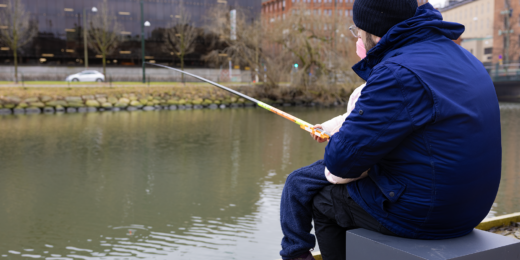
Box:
[491,0,520,64]
[261,0,429,28]
[440,0,495,65]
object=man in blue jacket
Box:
[279,1,501,260]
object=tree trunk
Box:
[180,54,185,83]
[102,53,107,78]
[255,46,259,83]
[13,49,18,84]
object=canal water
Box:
[0,104,519,259]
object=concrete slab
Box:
[346,228,520,260]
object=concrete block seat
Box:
[346,228,520,260]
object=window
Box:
[345,9,349,16]
[484,47,493,55]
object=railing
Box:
[486,63,520,82]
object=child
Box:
[279,83,368,260]
[280,35,374,260]
[312,83,368,184]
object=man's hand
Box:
[311,124,328,143]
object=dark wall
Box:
[0,0,260,67]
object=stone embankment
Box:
[0,85,344,115]
[0,83,353,115]
[0,92,256,115]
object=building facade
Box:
[440,0,495,64]
[0,0,260,67]
[491,0,520,64]
[261,0,429,28]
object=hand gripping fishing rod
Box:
[148,63,331,140]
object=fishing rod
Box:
[147,63,331,140]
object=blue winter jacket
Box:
[324,3,501,239]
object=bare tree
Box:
[264,4,357,89]
[204,5,264,85]
[203,3,359,103]
[0,0,37,83]
[163,1,199,81]
[88,0,121,77]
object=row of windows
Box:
[292,0,354,3]
[0,0,260,37]
[443,2,492,21]
[0,0,257,16]
[290,8,353,16]
[464,18,492,33]
[263,0,356,13]
[264,0,428,14]
[0,0,260,63]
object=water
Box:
[0,104,519,259]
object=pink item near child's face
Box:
[356,37,366,60]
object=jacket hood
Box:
[353,3,465,80]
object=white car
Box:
[65,70,105,82]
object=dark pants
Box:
[280,160,331,259]
[313,185,395,260]
[279,160,395,260]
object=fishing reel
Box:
[301,125,331,140]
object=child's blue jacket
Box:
[324,3,502,239]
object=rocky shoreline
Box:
[0,94,260,115]
[0,86,347,115]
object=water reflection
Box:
[0,107,336,259]
[0,104,518,259]
[491,103,520,218]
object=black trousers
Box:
[312,184,396,260]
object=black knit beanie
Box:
[353,0,418,38]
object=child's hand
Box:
[311,124,328,143]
